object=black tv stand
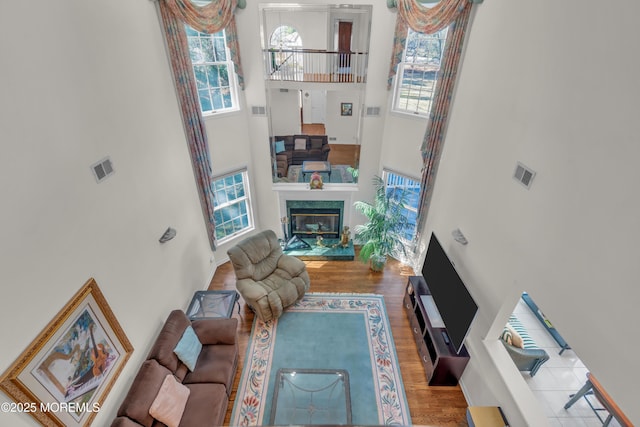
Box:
[403,276,470,386]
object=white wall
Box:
[0,1,216,425]
[419,0,640,423]
[270,89,301,135]
[263,9,328,50]
[326,90,361,145]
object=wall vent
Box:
[365,106,381,117]
[91,157,114,183]
[513,162,535,189]
[251,105,266,116]
[328,137,337,141]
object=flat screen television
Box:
[421,233,478,354]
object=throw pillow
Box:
[173,325,202,372]
[149,374,190,427]
[506,323,524,348]
[275,140,285,154]
[500,327,513,346]
[294,138,307,150]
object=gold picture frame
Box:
[0,278,133,426]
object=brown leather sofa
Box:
[110,310,238,427]
[274,134,331,166]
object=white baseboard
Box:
[459,378,472,406]
[216,254,230,266]
[204,261,218,289]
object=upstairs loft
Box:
[265,48,368,83]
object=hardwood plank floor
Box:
[328,144,359,168]
[210,251,469,426]
[301,123,326,135]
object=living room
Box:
[1,0,638,426]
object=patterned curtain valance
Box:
[386,0,469,89]
[163,0,236,34]
[161,0,245,89]
[396,0,468,35]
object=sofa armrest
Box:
[277,254,307,277]
[192,318,238,345]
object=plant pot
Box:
[369,254,387,272]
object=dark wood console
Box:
[404,276,470,386]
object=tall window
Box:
[186,26,238,115]
[392,27,448,117]
[213,169,254,243]
[382,170,421,243]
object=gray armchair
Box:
[500,340,550,376]
[500,315,550,376]
[227,230,310,322]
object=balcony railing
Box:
[265,48,368,83]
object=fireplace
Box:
[286,200,344,239]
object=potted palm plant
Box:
[353,176,410,271]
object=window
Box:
[186,26,238,115]
[213,169,253,243]
[392,27,448,116]
[267,25,303,78]
[382,170,421,243]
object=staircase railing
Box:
[264,48,368,83]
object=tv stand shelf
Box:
[404,276,470,386]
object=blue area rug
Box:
[287,164,355,183]
[231,293,411,426]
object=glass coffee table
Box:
[302,161,332,180]
[270,368,351,425]
[185,290,240,320]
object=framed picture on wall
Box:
[0,278,133,426]
[341,102,353,116]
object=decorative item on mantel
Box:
[339,226,351,248]
[309,171,324,189]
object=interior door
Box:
[302,90,326,124]
[338,21,352,70]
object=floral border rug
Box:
[230,293,411,426]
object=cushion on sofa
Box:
[149,374,190,427]
[179,383,228,427]
[173,325,202,372]
[183,343,238,394]
[294,137,307,150]
[191,318,238,345]
[147,310,191,375]
[275,140,285,153]
[309,135,326,150]
[117,359,173,427]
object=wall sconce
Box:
[452,228,468,245]
[159,227,176,243]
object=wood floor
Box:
[301,123,326,135]
[328,144,359,168]
[210,253,469,426]
[300,123,360,168]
